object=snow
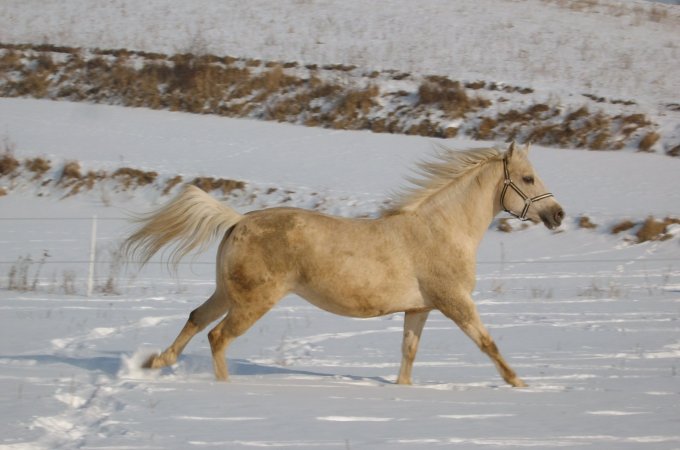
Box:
[1,0,679,448]
[1,0,678,108]
[1,99,679,449]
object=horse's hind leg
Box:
[438,293,526,388]
[397,310,430,385]
[207,287,282,381]
[143,291,230,369]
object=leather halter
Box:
[500,158,553,221]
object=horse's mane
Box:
[383,145,503,216]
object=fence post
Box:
[86,214,97,297]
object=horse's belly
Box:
[294,281,425,318]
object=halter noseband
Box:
[500,157,553,221]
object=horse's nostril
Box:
[555,209,565,222]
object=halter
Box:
[500,157,553,221]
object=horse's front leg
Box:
[397,310,430,385]
[437,292,526,388]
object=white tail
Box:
[123,185,243,267]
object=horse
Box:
[123,142,564,387]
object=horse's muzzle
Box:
[540,206,564,230]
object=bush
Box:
[0,153,19,176]
[638,132,660,152]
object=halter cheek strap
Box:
[500,158,553,221]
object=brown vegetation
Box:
[497,218,513,233]
[0,152,19,176]
[163,175,183,195]
[636,216,679,242]
[24,157,51,177]
[611,219,636,234]
[112,167,158,188]
[0,43,672,153]
[418,76,491,118]
[578,216,597,229]
[191,177,245,195]
[638,132,660,152]
[59,161,82,183]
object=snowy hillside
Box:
[1,1,679,449]
[1,98,679,450]
[1,0,678,106]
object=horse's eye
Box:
[522,176,535,184]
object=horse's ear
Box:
[506,141,516,160]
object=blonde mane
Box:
[384,146,503,215]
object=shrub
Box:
[0,153,19,176]
[667,144,680,157]
[162,175,183,195]
[191,177,245,195]
[24,157,51,177]
[112,167,158,188]
[59,161,82,183]
[638,132,660,152]
[578,216,598,229]
[611,219,636,234]
[475,117,497,140]
[636,216,669,242]
[497,218,513,233]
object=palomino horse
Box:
[124,142,563,387]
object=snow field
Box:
[1,99,679,449]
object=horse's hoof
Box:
[511,378,528,388]
[142,353,160,369]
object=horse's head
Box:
[500,142,564,230]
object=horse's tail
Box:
[123,185,243,268]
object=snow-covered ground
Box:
[1,99,679,449]
[1,0,679,108]
[1,0,679,448]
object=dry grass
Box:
[611,219,636,234]
[0,43,672,153]
[667,144,680,158]
[578,216,598,229]
[638,132,660,152]
[636,216,668,242]
[162,175,183,195]
[59,161,82,183]
[0,152,19,176]
[191,177,245,195]
[24,157,51,177]
[418,76,490,118]
[635,217,680,243]
[497,218,513,233]
[112,167,158,188]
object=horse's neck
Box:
[412,160,503,248]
